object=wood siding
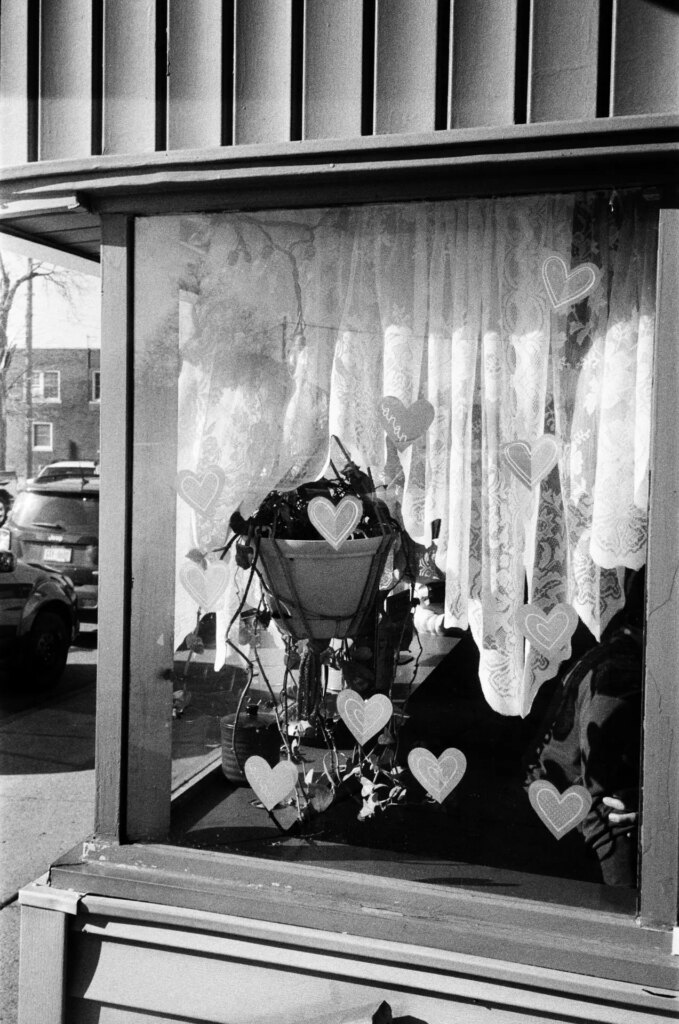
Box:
[2,0,678,167]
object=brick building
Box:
[5,345,100,478]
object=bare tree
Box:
[0,251,85,469]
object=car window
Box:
[11,492,99,531]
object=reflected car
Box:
[33,460,99,484]
[0,477,99,620]
[0,550,78,688]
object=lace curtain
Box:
[172,193,657,716]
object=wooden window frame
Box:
[31,421,53,450]
[30,369,61,402]
[53,140,679,992]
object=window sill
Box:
[47,834,675,992]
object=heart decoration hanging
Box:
[542,254,601,311]
[528,780,592,840]
[179,560,229,611]
[407,747,467,804]
[308,495,363,550]
[378,396,435,451]
[515,602,578,661]
[176,465,226,516]
[336,690,393,746]
[502,434,559,490]
[244,756,299,812]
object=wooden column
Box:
[303,0,364,140]
[528,0,600,123]
[450,0,518,128]
[103,0,159,154]
[374,0,439,135]
[0,0,37,166]
[640,208,679,928]
[612,0,679,116]
[168,0,224,150]
[125,217,179,841]
[234,0,294,144]
[40,0,95,160]
[94,216,133,842]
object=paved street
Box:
[0,629,97,1022]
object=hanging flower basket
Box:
[257,533,395,641]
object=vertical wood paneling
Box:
[0,0,32,166]
[95,216,132,842]
[18,906,67,1024]
[234,0,293,145]
[127,217,178,841]
[528,0,600,123]
[40,0,93,160]
[612,0,679,116]
[303,0,364,140]
[374,0,439,135]
[640,208,679,929]
[168,0,223,150]
[103,0,158,154]
[450,0,518,128]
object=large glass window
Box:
[136,192,657,906]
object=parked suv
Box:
[0,476,99,620]
[0,550,78,688]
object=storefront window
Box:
[135,192,657,903]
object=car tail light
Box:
[0,529,10,551]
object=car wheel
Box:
[25,611,70,688]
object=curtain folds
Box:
[173,192,657,716]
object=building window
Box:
[32,422,53,451]
[127,191,663,915]
[30,370,61,402]
[91,370,101,402]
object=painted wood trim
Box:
[73,892,674,1007]
[612,0,679,116]
[374,0,439,135]
[125,217,178,841]
[2,112,676,183]
[168,0,223,151]
[234,0,294,145]
[47,840,675,991]
[102,0,158,155]
[64,913,677,1023]
[59,143,678,220]
[640,207,679,929]
[450,0,518,128]
[18,905,68,1024]
[302,0,364,141]
[95,215,132,842]
[39,0,94,161]
[528,0,600,123]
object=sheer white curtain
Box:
[172,194,656,714]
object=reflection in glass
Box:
[141,193,657,897]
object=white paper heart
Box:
[528,780,592,840]
[378,396,435,451]
[244,756,298,811]
[308,495,363,550]
[542,254,601,311]
[502,435,558,489]
[176,465,226,516]
[179,560,229,611]
[336,690,393,746]
[516,602,578,660]
[408,747,467,803]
